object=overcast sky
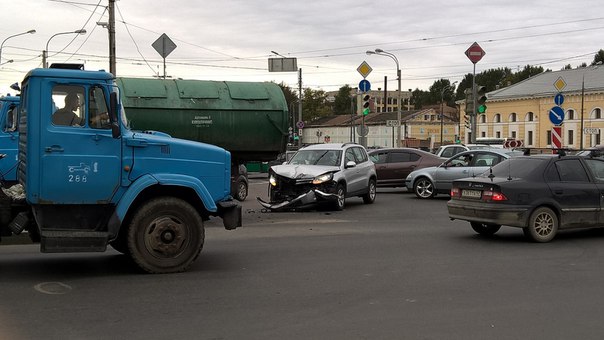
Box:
[1,0,604,96]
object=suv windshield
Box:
[289,150,342,166]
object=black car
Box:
[368,148,444,188]
[447,152,604,242]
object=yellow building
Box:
[463,66,604,149]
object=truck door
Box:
[40,84,121,204]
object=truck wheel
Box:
[127,197,204,273]
[234,179,248,201]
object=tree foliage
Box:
[333,84,353,115]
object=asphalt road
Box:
[2,175,604,339]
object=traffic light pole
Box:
[471,63,477,143]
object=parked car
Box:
[433,144,468,158]
[368,148,445,188]
[258,143,377,211]
[405,149,523,199]
[447,152,604,242]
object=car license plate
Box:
[462,189,481,198]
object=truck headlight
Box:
[269,174,277,186]
[312,173,333,185]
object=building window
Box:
[592,108,602,119]
[494,114,501,123]
[424,114,429,121]
[547,130,552,145]
[511,131,517,138]
[479,115,486,123]
[496,131,501,138]
[509,112,517,122]
[597,133,601,145]
[528,131,533,145]
[568,130,574,145]
[526,112,534,122]
[567,109,575,120]
[481,131,486,137]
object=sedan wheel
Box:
[470,222,501,236]
[413,177,435,199]
[524,207,558,243]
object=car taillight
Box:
[450,187,461,198]
[482,190,507,201]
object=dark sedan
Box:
[447,152,604,242]
[368,148,445,188]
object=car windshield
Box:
[289,150,342,166]
[482,157,547,178]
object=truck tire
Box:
[127,197,205,273]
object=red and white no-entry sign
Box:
[552,126,562,149]
[465,42,486,64]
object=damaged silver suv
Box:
[258,143,377,211]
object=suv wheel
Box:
[333,184,346,211]
[362,178,376,204]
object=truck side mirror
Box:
[110,92,120,139]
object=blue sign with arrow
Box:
[549,106,565,125]
[554,93,564,106]
[359,79,371,92]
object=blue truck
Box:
[0,95,19,184]
[0,65,241,273]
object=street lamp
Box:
[366,48,402,147]
[440,81,458,145]
[43,29,86,68]
[0,29,36,66]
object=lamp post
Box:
[43,29,86,68]
[0,29,36,66]
[440,81,458,145]
[366,48,401,147]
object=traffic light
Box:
[362,94,371,115]
[464,88,474,116]
[463,115,471,129]
[476,85,487,114]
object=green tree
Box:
[333,85,353,115]
[302,88,331,122]
[592,49,604,66]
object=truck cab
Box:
[10,66,241,273]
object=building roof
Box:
[488,66,604,101]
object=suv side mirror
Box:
[345,161,356,169]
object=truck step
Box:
[40,230,108,253]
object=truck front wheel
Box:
[127,197,205,273]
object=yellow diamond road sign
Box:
[554,77,567,92]
[357,61,372,78]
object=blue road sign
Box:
[359,79,371,92]
[554,93,564,106]
[549,106,565,125]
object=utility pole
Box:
[108,0,116,75]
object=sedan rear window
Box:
[486,158,547,178]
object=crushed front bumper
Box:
[257,189,339,211]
